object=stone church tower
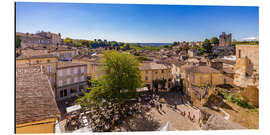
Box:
[219,32,232,46]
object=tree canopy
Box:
[77,51,142,108]
[210,37,219,46]
[202,38,213,54]
[100,51,142,102]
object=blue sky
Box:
[16,2,259,43]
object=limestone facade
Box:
[234,45,259,88]
[139,62,171,91]
[56,62,88,101]
[16,31,62,48]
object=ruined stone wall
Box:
[240,86,259,107]
[219,32,232,46]
[234,45,259,88]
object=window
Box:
[145,71,148,74]
[47,65,52,73]
[67,78,71,84]
[155,72,158,74]
[80,76,85,82]
[74,77,78,83]
[145,76,148,81]
[70,87,77,94]
[60,91,64,98]
[58,80,63,86]
[161,70,164,73]
[58,70,62,76]
[60,89,67,98]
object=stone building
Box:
[188,49,199,57]
[16,66,60,133]
[48,48,78,61]
[20,47,49,57]
[16,31,62,48]
[16,54,59,91]
[72,54,103,79]
[36,31,62,45]
[234,45,259,106]
[185,66,226,107]
[139,62,171,91]
[219,32,232,46]
[234,45,259,88]
[56,62,88,101]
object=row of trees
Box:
[64,38,125,48]
[189,37,219,55]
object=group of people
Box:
[79,101,148,132]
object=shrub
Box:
[218,89,256,109]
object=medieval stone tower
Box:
[219,32,232,46]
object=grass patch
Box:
[218,89,256,109]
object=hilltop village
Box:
[15,31,259,133]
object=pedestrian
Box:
[156,103,159,111]
[160,103,162,110]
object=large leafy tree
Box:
[202,38,213,54]
[77,51,142,107]
[210,37,219,46]
[100,51,142,102]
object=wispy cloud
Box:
[241,37,259,41]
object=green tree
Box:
[210,37,219,46]
[64,37,75,45]
[202,38,212,54]
[121,43,131,50]
[100,51,142,102]
[77,51,142,106]
[16,36,21,48]
[76,42,82,47]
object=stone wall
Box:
[234,45,259,88]
[240,86,259,107]
[219,32,232,46]
[56,64,88,101]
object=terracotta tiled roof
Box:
[212,58,236,65]
[185,66,220,74]
[57,62,87,69]
[16,32,48,39]
[16,66,60,124]
[139,62,170,70]
[16,54,57,60]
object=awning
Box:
[66,104,81,114]
[136,87,149,92]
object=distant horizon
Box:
[16,2,259,43]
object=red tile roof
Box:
[16,66,60,124]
